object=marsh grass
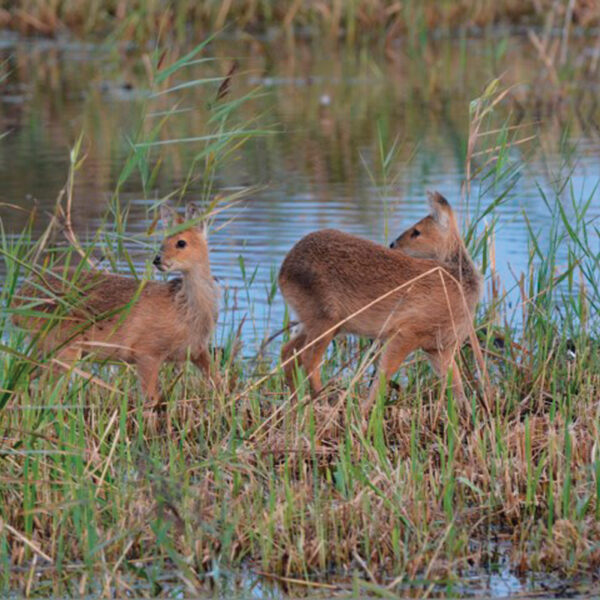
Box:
[3,0,599,45]
[1,46,600,600]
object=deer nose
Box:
[153,255,162,266]
[389,241,396,249]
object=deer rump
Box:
[279,228,474,351]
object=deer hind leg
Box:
[300,325,337,397]
[281,323,335,397]
[426,346,465,400]
[45,345,82,381]
[281,327,308,393]
[365,338,414,420]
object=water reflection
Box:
[0,35,599,353]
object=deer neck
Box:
[178,263,218,322]
[443,235,483,302]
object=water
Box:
[1,34,599,354]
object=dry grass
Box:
[1,0,599,43]
[1,311,599,596]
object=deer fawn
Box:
[13,203,220,405]
[278,192,482,413]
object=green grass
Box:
[1,38,600,599]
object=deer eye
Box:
[176,239,187,249]
[411,229,421,238]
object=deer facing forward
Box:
[278,192,482,412]
[13,203,219,404]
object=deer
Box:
[278,191,483,415]
[12,203,220,406]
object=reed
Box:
[2,0,599,45]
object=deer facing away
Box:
[12,203,219,404]
[278,192,482,412]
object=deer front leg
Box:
[135,355,163,409]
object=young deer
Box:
[13,203,220,405]
[278,192,482,412]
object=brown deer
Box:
[12,203,220,405]
[278,192,482,413]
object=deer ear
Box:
[185,203,207,235]
[185,202,201,221]
[427,191,451,228]
[160,203,179,228]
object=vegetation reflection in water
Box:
[0,28,599,598]
[1,34,599,347]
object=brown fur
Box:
[278,192,482,412]
[12,203,219,404]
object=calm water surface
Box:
[0,34,599,354]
